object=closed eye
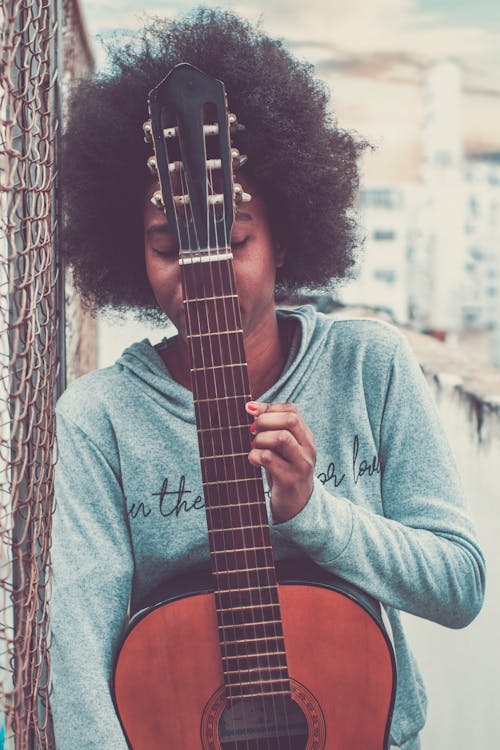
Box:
[231,236,249,250]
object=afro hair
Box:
[61,7,368,319]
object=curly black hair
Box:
[62,7,367,319]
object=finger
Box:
[248,446,298,483]
[246,401,297,417]
[252,428,304,464]
[253,410,315,448]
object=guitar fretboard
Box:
[181,254,290,700]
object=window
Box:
[373,269,396,284]
[361,189,400,210]
[373,229,395,241]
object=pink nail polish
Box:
[246,401,259,414]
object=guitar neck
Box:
[181,254,290,699]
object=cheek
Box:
[234,253,277,304]
[145,252,182,308]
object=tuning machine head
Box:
[231,148,248,170]
[143,120,153,144]
[150,190,164,210]
[234,183,251,204]
[147,155,158,176]
[228,112,246,137]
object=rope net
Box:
[1,1,93,746]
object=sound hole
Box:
[218,694,309,749]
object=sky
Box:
[78,0,500,181]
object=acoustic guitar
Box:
[112,63,396,749]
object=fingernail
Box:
[249,422,255,434]
[246,401,259,414]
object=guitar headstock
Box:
[144,63,250,257]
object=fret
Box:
[227,687,291,699]
[216,584,276,594]
[187,326,242,335]
[209,529,272,557]
[211,545,272,555]
[216,604,281,629]
[218,618,281,629]
[217,622,284,643]
[221,637,284,649]
[184,294,238,304]
[204,477,262,486]
[213,565,274,576]
[191,363,246,372]
[208,524,268,534]
[202,458,261,484]
[225,678,290,688]
[197,423,250,432]
[213,568,277,592]
[216,585,278,610]
[209,547,274,572]
[207,501,263,510]
[221,643,286,671]
[224,666,289,677]
[222,650,287,661]
[194,394,250,404]
[200,451,249,462]
[216,602,278,613]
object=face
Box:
[143,178,285,341]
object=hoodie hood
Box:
[115,305,333,419]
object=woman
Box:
[51,9,485,750]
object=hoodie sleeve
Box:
[273,333,486,629]
[51,409,133,750]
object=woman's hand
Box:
[246,401,316,523]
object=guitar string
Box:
[212,167,266,750]
[206,168,254,750]
[222,203,292,750]
[208,162,289,749]
[203,163,239,748]
[214,175,279,750]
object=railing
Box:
[1,1,93,747]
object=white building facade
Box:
[340,61,500,356]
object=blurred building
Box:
[340,61,500,363]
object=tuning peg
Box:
[228,112,246,136]
[234,184,251,203]
[147,155,158,176]
[143,120,153,143]
[231,148,248,170]
[150,190,164,209]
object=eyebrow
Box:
[235,210,252,222]
[146,210,251,236]
[146,223,170,236]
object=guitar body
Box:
[113,562,396,749]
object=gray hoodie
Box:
[50,306,485,750]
